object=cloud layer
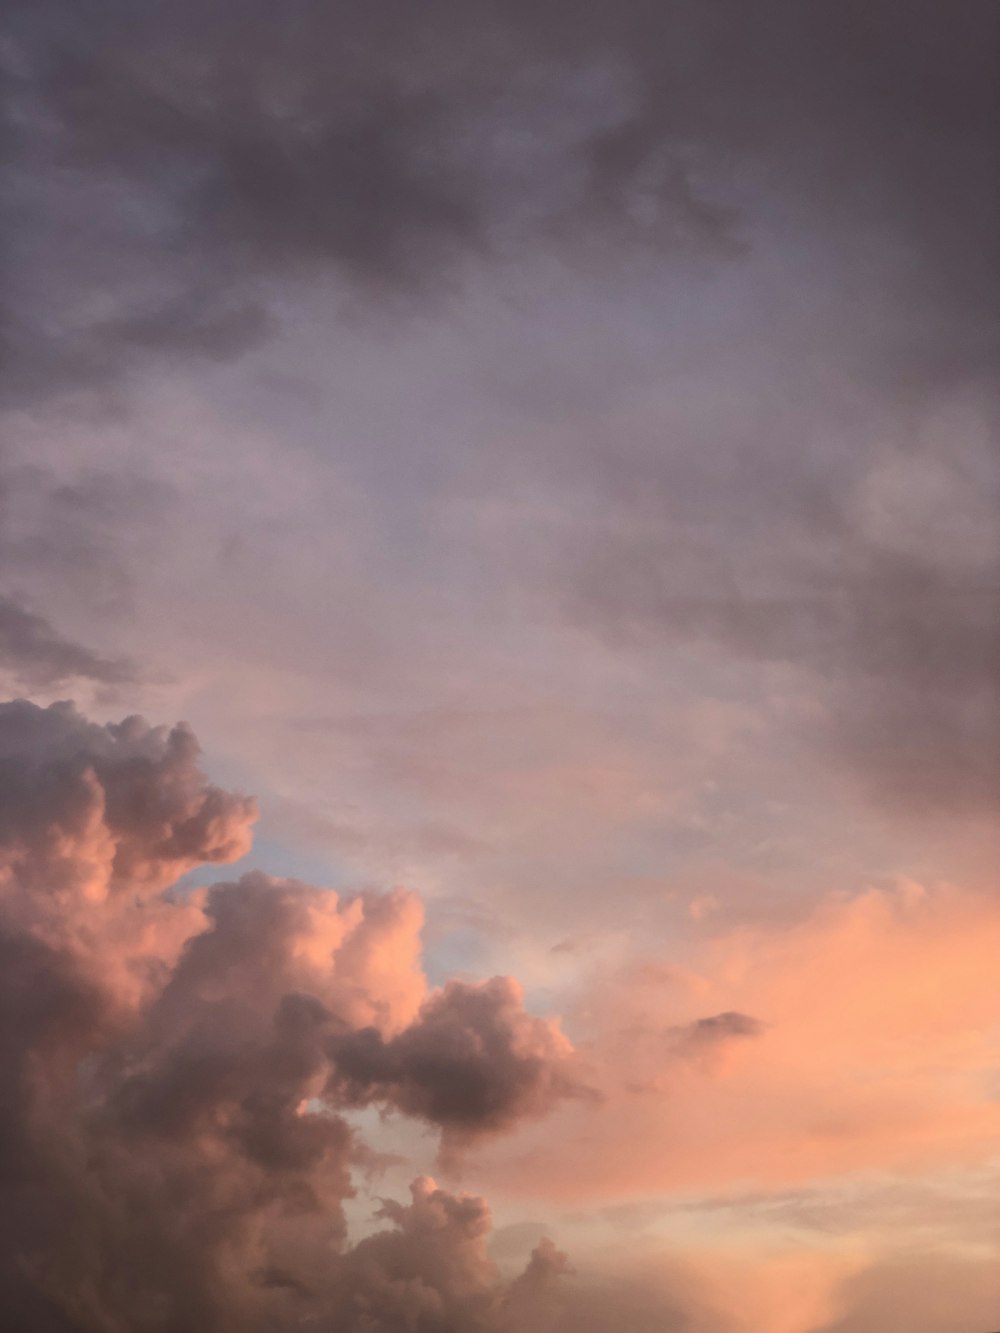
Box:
[9,1,994,398]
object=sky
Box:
[1,2,998,1330]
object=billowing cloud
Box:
[0,698,584,1329]
[327,976,585,1151]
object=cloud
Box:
[0,699,255,917]
[5,1,994,837]
[669,1011,765,1066]
[1,6,996,1326]
[327,975,586,1152]
[0,595,135,689]
[334,1176,554,1331]
[6,1,994,404]
[3,0,747,403]
[558,374,1000,823]
[0,448,171,699]
[0,697,584,1328]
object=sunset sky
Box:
[2,3,998,1330]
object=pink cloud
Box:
[0,700,582,1328]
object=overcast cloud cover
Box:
[1,2,998,1329]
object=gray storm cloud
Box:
[2,0,738,402]
[11,1,993,399]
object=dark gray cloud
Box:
[12,1,994,402]
[1,0,737,401]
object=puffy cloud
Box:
[0,699,256,960]
[335,1177,502,1330]
[327,976,585,1151]
[0,698,580,1329]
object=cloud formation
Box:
[2,6,998,1326]
[3,0,743,402]
[0,699,581,1330]
[3,0,995,834]
[0,595,134,689]
[328,976,585,1153]
[13,0,993,401]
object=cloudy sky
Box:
[1,3,998,1329]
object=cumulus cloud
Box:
[327,976,586,1152]
[0,698,586,1329]
[331,1176,567,1331]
